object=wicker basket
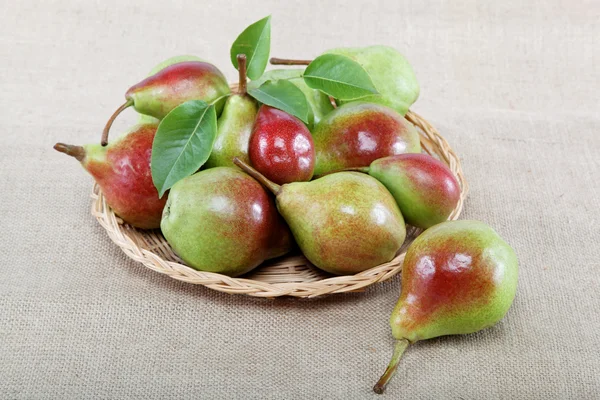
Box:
[91,109,467,298]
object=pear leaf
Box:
[230,16,271,80]
[248,80,310,124]
[151,100,217,197]
[303,54,379,100]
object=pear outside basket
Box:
[91,105,468,298]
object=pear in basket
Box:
[271,45,419,116]
[351,153,461,229]
[234,158,406,275]
[54,124,166,229]
[160,168,293,277]
[311,102,421,176]
[205,55,258,169]
[101,60,230,146]
[373,220,518,394]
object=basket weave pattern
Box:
[91,110,467,298]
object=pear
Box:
[102,61,230,145]
[357,153,461,229]
[373,220,518,394]
[248,105,315,184]
[205,55,258,168]
[249,69,334,128]
[312,102,421,176]
[160,167,292,277]
[54,124,166,229]
[270,46,419,116]
[138,55,206,124]
[234,158,406,275]
[325,46,419,116]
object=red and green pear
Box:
[138,55,206,124]
[312,102,421,176]
[160,167,292,277]
[364,154,461,229]
[102,61,230,145]
[234,158,406,275]
[374,220,518,394]
[54,124,166,229]
[205,55,258,168]
[249,105,315,184]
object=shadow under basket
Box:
[91,109,468,298]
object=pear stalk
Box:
[237,54,248,95]
[270,57,312,66]
[233,157,281,195]
[54,143,86,162]
[373,338,410,394]
[101,99,133,146]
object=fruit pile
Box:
[54,16,518,394]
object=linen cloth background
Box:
[1,0,599,398]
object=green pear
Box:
[249,69,334,128]
[205,55,258,168]
[234,158,406,275]
[139,55,206,124]
[325,46,419,116]
[161,167,293,277]
[373,220,518,394]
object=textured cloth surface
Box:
[1,1,599,398]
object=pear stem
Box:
[373,338,410,394]
[237,54,248,95]
[54,143,86,162]
[101,99,134,146]
[270,57,312,66]
[233,157,281,195]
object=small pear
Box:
[359,153,461,229]
[234,158,406,275]
[102,61,230,145]
[160,167,292,277]
[138,55,206,124]
[205,55,258,168]
[373,220,518,394]
[54,124,166,229]
[249,105,315,184]
[312,102,421,176]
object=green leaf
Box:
[248,80,310,124]
[151,100,217,197]
[303,54,379,100]
[230,16,271,80]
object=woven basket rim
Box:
[91,108,468,298]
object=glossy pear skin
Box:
[326,46,419,116]
[249,105,315,184]
[368,154,461,229]
[126,61,230,119]
[205,94,258,168]
[138,55,206,124]
[277,172,406,275]
[312,102,421,176]
[160,168,292,276]
[56,124,166,229]
[251,69,334,127]
[391,220,518,343]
